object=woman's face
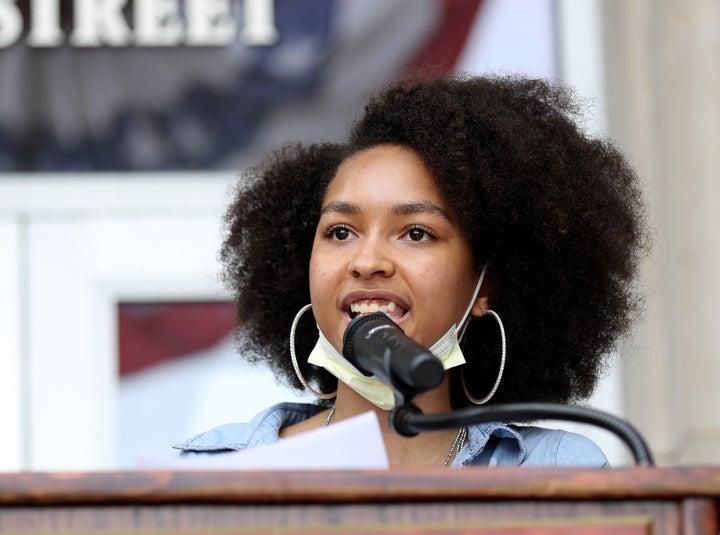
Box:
[309,144,484,352]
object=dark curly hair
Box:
[220,74,648,408]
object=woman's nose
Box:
[347,238,395,279]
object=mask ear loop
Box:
[456,263,489,340]
[289,304,337,400]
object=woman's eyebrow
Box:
[320,200,361,215]
[392,201,451,221]
[320,200,451,221]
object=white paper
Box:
[135,411,389,470]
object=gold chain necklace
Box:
[323,407,467,469]
[323,406,336,427]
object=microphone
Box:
[342,312,445,396]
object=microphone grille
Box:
[342,312,391,360]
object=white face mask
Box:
[307,265,488,410]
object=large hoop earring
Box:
[290,304,337,400]
[461,309,506,405]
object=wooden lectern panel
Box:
[0,467,718,534]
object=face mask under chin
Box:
[307,322,467,410]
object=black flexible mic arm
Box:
[391,402,654,466]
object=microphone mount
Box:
[390,402,654,466]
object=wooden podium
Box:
[1,467,719,534]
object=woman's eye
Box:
[325,225,352,241]
[405,225,433,242]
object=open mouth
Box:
[348,299,407,321]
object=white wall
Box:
[0,175,234,470]
[0,217,23,470]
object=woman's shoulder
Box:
[463,422,609,468]
[513,425,610,467]
[173,401,324,455]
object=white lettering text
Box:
[27,0,64,47]
[70,0,132,47]
[241,0,278,46]
[0,0,22,48]
[135,0,183,46]
[186,0,236,46]
[0,0,280,48]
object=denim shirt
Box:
[174,402,609,468]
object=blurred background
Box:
[1,0,718,471]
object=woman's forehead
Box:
[323,144,447,206]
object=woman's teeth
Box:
[350,300,398,317]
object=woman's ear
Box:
[470,294,490,317]
[470,265,497,317]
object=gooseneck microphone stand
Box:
[342,312,654,466]
[390,401,655,466]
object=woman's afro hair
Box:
[219,74,649,408]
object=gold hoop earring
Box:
[290,304,337,400]
[461,309,506,405]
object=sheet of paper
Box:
[136,410,389,470]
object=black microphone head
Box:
[342,311,396,361]
[342,312,444,392]
[410,356,445,391]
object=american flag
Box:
[0,0,482,172]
